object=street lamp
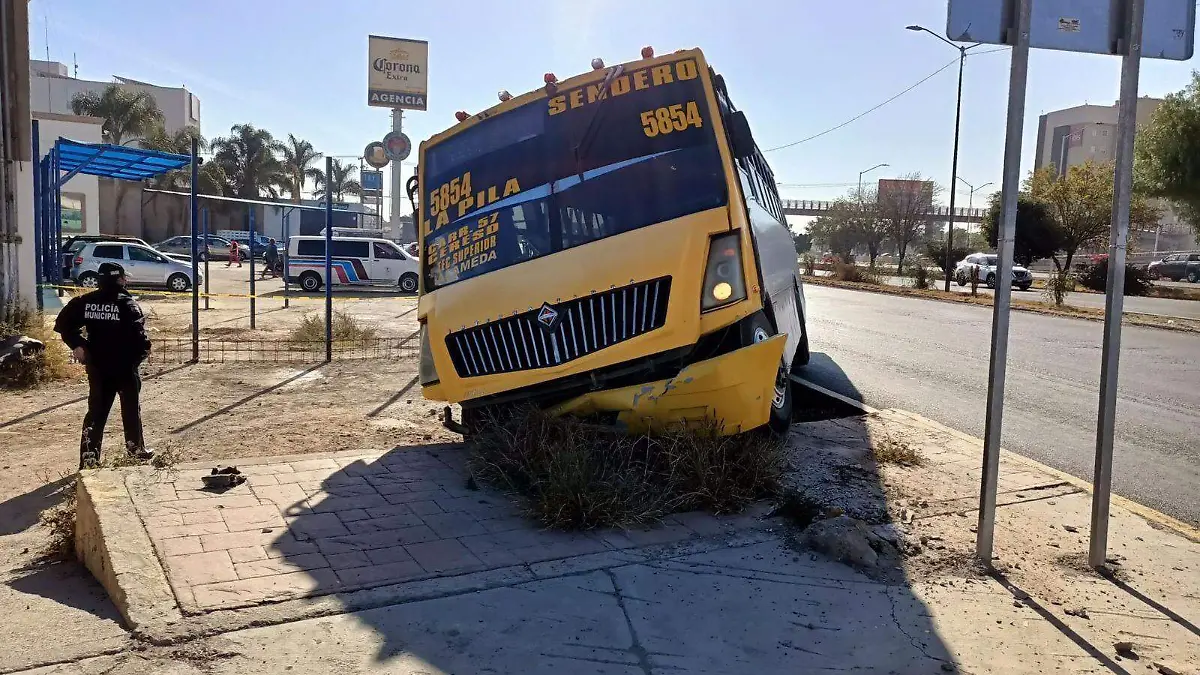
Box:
[956,177,994,243]
[857,163,889,196]
[907,24,981,291]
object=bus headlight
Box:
[418,324,439,385]
[701,232,747,311]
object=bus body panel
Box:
[420,207,762,404]
[416,47,805,433]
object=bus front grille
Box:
[445,276,672,378]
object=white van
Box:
[286,236,420,293]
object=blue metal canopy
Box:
[54,138,190,183]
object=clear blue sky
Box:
[28,0,1200,221]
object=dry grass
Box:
[38,478,77,561]
[469,408,784,530]
[289,310,378,346]
[831,261,879,284]
[0,307,82,389]
[873,436,923,467]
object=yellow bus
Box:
[415,47,809,435]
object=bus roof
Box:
[421,47,708,152]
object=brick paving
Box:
[125,445,739,614]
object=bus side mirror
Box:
[728,111,754,160]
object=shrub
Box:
[800,253,816,277]
[909,263,931,290]
[1043,271,1076,306]
[470,408,783,529]
[1,306,80,389]
[1076,258,1153,296]
[924,242,970,274]
[832,261,878,284]
[289,311,377,345]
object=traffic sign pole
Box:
[1090,0,1145,569]
[976,0,1031,564]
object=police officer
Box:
[54,262,154,469]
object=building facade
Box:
[1034,98,1194,250]
[29,60,201,134]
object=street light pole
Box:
[957,177,994,243]
[906,25,979,291]
[857,162,890,197]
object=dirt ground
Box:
[0,353,462,672]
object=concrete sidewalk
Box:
[35,410,1200,674]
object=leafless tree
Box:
[878,173,941,273]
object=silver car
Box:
[155,234,248,262]
[72,241,201,292]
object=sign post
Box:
[976,0,1032,564]
[368,35,426,245]
[1091,0,1146,568]
[946,0,1194,566]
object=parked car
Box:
[72,241,201,292]
[155,235,249,262]
[954,253,1033,290]
[1146,253,1200,282]
[286,236,419,293]
[60,235,148,280]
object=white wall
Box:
[15,161,36,309]
[32,113,103,236]
[30,68,199,135]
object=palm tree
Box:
[140,126,208,190]
[69,85,165,229]
[209,124,283,199]
[69,85,164,146]
[278,134,322,203]
[140,125,212,231]
[311,159,363,203]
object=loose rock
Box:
[799,515,897,569]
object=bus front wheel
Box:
[743,313,793,435]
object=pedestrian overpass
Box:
[781,199,986,223]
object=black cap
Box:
[97,262,125,278]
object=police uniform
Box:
[54,262,153,468]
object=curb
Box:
[801,276,1200,334]
[75,470,184,632]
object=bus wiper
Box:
[573,65,624,180]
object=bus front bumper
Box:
[550,335,786,435]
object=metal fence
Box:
[147,333,420,364]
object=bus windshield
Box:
[422,56,727,290]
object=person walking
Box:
[226,239,242,267]
[262,238,279,278]
[54,263,155,469]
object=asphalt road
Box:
[799,284,1200,526]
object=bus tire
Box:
[299,272,322,292]
[743,313,792,435]
[399,272,419,294]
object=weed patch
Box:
[832,261,878,284]
[470,408,784,529]
[289,311,378,347]
[1,306,81,389]
[39,481,77,561]
[873,436,923,467]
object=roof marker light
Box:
[641,46,654,58]
[498,90,512,102]
[455,111,469,122]
[591,58,605,70]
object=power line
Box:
[763,46,1008,153]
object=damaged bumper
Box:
[550,335,786,435]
